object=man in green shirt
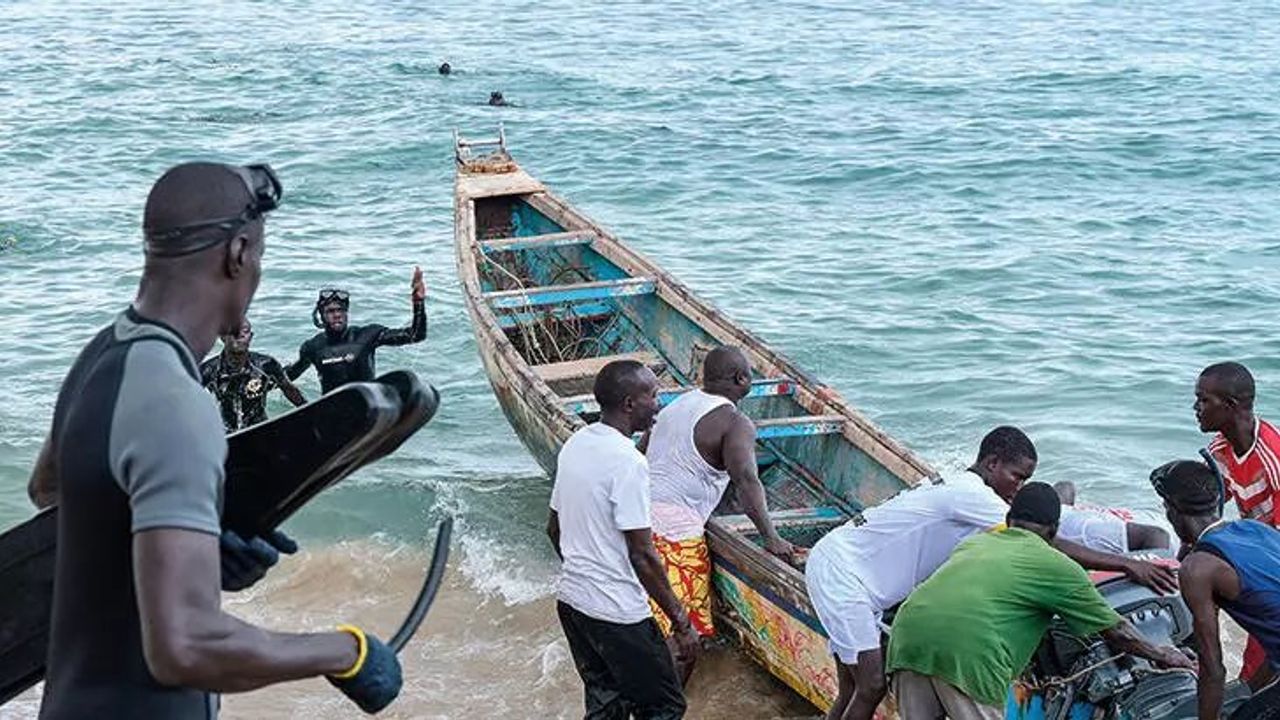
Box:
[885,482,1192,720]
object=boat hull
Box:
[452,139,932,713]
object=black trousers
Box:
[556,601,687,720]
[1233,679,1280,720]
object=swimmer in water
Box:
[201,317,307,432]
[488,91,513,107]
[438,62,451,75]
[285,268,428,395]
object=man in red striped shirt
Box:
[1195,360,1280,688]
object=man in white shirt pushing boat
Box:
[804,427,1179,720]
[641,345,795,682]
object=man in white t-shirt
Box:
[1052,481,1170,554]
[804,427,1179,720]
[546,359,698,719]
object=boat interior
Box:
[469,192,913,553]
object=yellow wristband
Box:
[332,624,368,680]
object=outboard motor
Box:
[1007,565,1252,720]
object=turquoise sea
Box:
[2,1,1278,717]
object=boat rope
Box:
[1020,653,1123,692]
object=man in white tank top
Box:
[641,346,794,681]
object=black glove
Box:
[328,625,403,714]
[219,529,298,592]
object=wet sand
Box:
[3,539,1247,720]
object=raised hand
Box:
[410,266,426,302]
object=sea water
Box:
[2,1,1277,717]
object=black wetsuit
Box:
[286,299,426,394]
[41,308,224,719]
[200,351,291,432]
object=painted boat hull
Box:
[452,137,934,712]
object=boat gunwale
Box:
[453,150,934,712]
[456,165,936,485]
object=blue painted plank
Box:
[484,278,654,310]
[630,414,842,442]
[755,416,844,439]
[480,230,595,254]
[563,377,797,415]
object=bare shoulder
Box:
[697,403,749,437]
[1179,550,1236,599]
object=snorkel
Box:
[1197,447,1227,516]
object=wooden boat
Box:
[452,129,938,711]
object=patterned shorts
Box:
[649,533,715,637]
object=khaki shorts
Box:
[892,670,1003,720]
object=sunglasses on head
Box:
[145,163,283,257]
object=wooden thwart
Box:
[483,277,655,310]
[562,377,797,415]
[479,230,597,254]
[754,415,845,439]
[532,351,664,384]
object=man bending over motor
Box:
[1151,459,1280,720]
[286,268,427,395]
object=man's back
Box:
[886,528,1121,707]
[811,475,1007,609]
[551,423,652,624]
[1194,520,1280,664]
[43,309,226,719]
[648,389,733,540]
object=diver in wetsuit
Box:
[286,267,427,394]
[201,318,307,432]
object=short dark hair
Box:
[977,426,1037,465]
[703,346,749,383]
[143,162,258,256]
[593,359,648,412]
[1151,459,1221,515]
[1200,362,1255,407]
[1008,482,1061,526]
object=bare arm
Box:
[279,378,307,408]
[1053,536,1179,594]
[624,528,690,629]
[1099,619,1194,669]
[546,509,562,560]
[28,433,58,509]
[133,528,358,692]
[264,358,306,407]
[1181,553,1228,720]
[724,416,791,558]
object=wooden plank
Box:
[714,506,846,531]
[562,377,797,415]
[754,415,845,439]
[532,351,662,384]
[483,278,655,310]
[480,230,596,254]
[456,167,544,199]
